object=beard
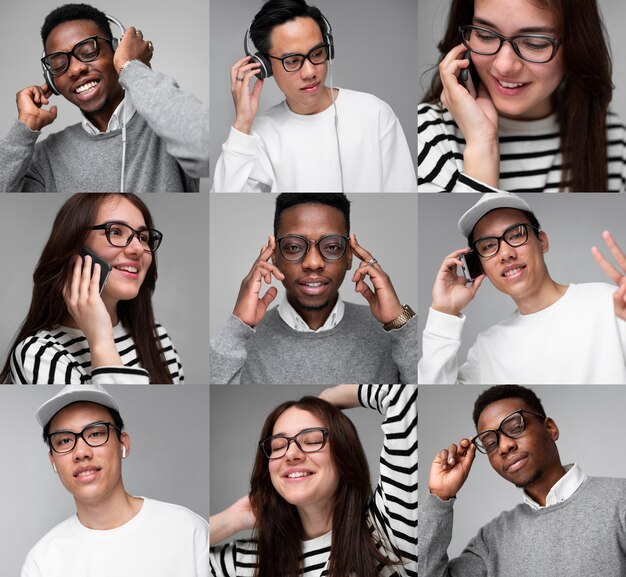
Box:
[514,468,543,489]
[297,299,331,311]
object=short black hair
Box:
[468,210,542,246]
[42,402,125,446]
[250,0,328,54]
[274,193,351,238]
[41,3,112,47]
[472,385,546,428]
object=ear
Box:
[345,241,353,271]
[120,431,131,459]
[538,230,549,254]
[48,452,57,473]
[545,417,559,441]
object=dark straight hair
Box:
[0,194,172,384]
[422,0,613,192]
[249,396,400,577]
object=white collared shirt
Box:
[80,96,136,135]
[523,463,586,510]
[277,294,345,332]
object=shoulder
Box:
[39,123,85,147]
[143,498,208,531]
[14,328,85,358]
[24,515,78,560]
[342,302,382,328]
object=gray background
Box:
[417,193,626,361]
[0,193,209,383]
[420,385,626,558]
[209,193,418,338]
[0,384,209,577]
[417,0,626,118]
[208,0,418,190]
[210,385,385,542]
[0,0,210,191]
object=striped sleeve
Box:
[156,324,185,383]
[209,539,258,577]
[607,112,626,192]
[359,384,418,577]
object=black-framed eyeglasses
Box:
[459,25,561,64]
[471,222,539,258]
[41,36,113,76]
[277,234,348,262]
[87,222,163,253]
[266,43,330,72]
[48,421,120,454]
[473,409,545,454]
[259,427,329,459]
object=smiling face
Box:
[83,196,153,309]
[274,203,352,329]
[472,208,550,303]
[47,402,129,506]
[268,16,332,115]
[268,407,339,514]
[44,19,124,125]
[471,0,564,120]
[477,397,562,494]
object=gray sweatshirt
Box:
[419,477,626,577]
[209,302,417,384]
[0,61,209,191]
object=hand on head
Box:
[592,231,626,321]
[231,56,264,135]
[16,83,58,131]
[429,437,476,501]
[113,26,154,72]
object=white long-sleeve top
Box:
[418,283,626,384]
[212,89,417,192]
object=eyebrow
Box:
[49,420,105,435]
[277,41,325,57]
[473,17,556,34]
[104,220,149,231]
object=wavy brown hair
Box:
[421,0,613,191]
[1,193,172,384]
[249,396,399,577]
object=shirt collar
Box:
[523,463,586,510]
[278,294,345,332]
[80,95,136,135]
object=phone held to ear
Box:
[460,251,483,284]
[79,246,112,294]
[459,50,477,99]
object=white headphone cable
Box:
[120,88,127,192]
[328,60,344,193]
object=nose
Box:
[497,433,517,456]
[300,57,318,79]
[124,234,144,256]
[301,242,325,271]
[498,241,517,262]
[72,436,94,460]
[491,41,524,77]
[67,55,89,79]
[284,439,305,460]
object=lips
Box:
[71,78,101,101]
[113,262,141,279]
[73,466,102,482]
[501,264,526,279]
[297,277,330,296]
[492,76,529,96]
[504,453,528,472]
[283,468,315,482]
[301,82,320,93]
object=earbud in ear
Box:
[122,446,127,459]
[52,462,57,473]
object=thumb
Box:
[261,286,277,309]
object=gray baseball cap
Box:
[36,384,119,427]
[458,192,534,238]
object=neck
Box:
[286,85,336,116]
[523,463,568,507]
[514,278,568,315]
[75,487,142,530]
[297,503,333,540]
[83,89,124,133]
[288,294,337,331]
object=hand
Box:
[233,236,284,328]
[431,248,485,317]
[210,495,256,545]
[592,230,626,321]
[231,56,264,135]
[113,27,154,72]
[350,234,405,324]
[319,385,359,409]
[16,83,58,131]
[429,437,476,501]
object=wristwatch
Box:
[383,305,416,331]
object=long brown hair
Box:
[249,396,399,577]
[421,0,613,191]
[1,193,172,384]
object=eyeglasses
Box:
[41,36,113,76]
[459,25,561,64]
[266,43,330,72]
[259,427,329,459]
[277,234,348,262]
[471,222,539,258]
[473,409,545,454]
[48,421,120,454]
[87,222,163,253]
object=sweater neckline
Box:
[280,88,346,121]
[498,112,558,135]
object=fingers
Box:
[261,286,278,309]
[613,278,626,321]
[592,245,622,284]
[603,231,626,271]
[439,438,473,469]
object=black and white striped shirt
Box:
[209,384,417,577]
[10,322,183,384]
[418,102,626,192]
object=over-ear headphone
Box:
[243,13,334,80]
[41,15,125,95]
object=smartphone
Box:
[79,246,112,294]
[460,251,483,283]
[459,50,477,99]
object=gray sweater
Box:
[419,477,626,577]
[0,61,210,191]
[209,302,417,384]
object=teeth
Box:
[503,267,523,277]
[75,81,99,94]
[500,81,524,88]
[287,471,312,479]
[305,282,323,287]
[77,469,97,477]
[116,265,138,273]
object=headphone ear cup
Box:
[111,38,119,51]
[43,68,60,95]
[326,32,335,60]
[253,52,272,79]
